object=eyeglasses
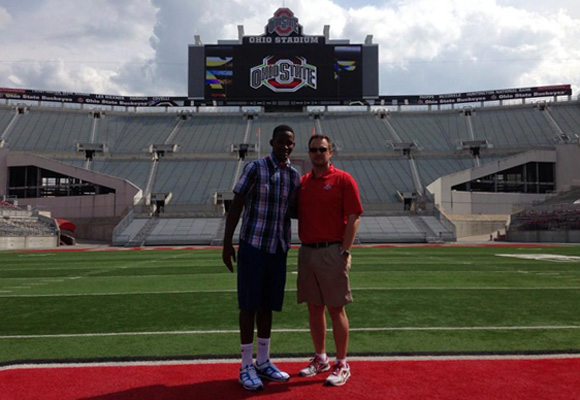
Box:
[309,147,329,153]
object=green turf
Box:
[1,245,579,363]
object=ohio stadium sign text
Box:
[250,56,317,93]
[247,36,321,44]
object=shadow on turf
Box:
[79,376,327,400]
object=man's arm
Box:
[222,193,245,272]
[341,213,361,253]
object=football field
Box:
[1,244,580,365]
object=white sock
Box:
[256,337,270,365]
[336,358,347,365]
[241,343,253,368]
[316,353,328,362]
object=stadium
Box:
[1,7,580,400]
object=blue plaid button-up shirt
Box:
[234,153,300,254]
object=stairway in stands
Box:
[124,217,160,247]
[413,216,444,243]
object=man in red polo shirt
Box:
[297,134,363,387]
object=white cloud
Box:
[0,6,12,29]
[0,0,579,97]
[0,0,157,95]
[341,0,580,93]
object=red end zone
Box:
[1,356,578,400]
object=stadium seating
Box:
[3,97,580,245]
[0,107,15,134]
[387,111,469,151]
[547,104,580,139]
[471,105,558,147]
[0,200,58,249]
[175,115,250,153]
[99,114,177,153]
[6,109,94,151]
[507,187,580,242]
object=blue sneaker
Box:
[255,359,290,382]
[239,365,264,391]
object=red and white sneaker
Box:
[325,361,351,386]
[299,355,330,377]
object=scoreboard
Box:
[188,8,378,105]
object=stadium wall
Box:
[555,144,580,190]
[0,235,58,250]
[1,150,142,242]
[507,230,580,243]
[427,149,559,215]
[445,214,509,238]
[71,216,125,243]
[0,149,7,197]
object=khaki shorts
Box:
[297,244,352,307]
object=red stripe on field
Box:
[0,358,577,400]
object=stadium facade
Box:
[1,8,580,249]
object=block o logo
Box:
[250,56,317,93]
[267,8,301,37]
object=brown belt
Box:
[302,242,341,248]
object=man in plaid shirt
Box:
[223,125,301,391]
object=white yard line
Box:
[1,286,579,298]
[3,353,580,371]
[2,325,580,340]
[0,257,181,296]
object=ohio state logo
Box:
[267,8,302,37]
[250,56,317,93]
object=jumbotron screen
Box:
[188,8,378,105]
[204,43,364,101]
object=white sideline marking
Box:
[2,353,580,372]
[497,254,580,262]
[2,325,580,340]
[1,286,579,298]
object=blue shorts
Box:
[237,240,288,312]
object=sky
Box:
[1,0,579,97]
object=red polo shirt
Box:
[298,165,363,244]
